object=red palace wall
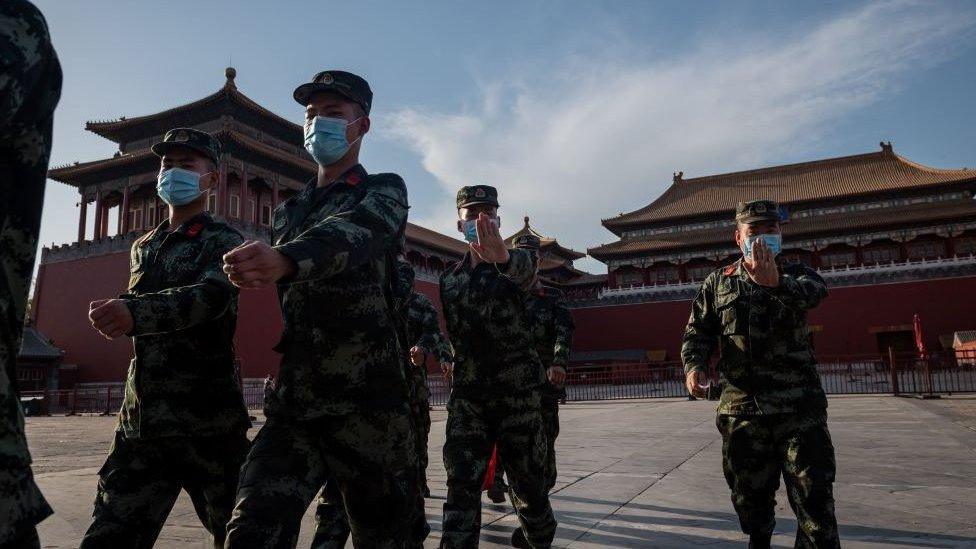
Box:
[34,252,444,383]
[570,276,976,361]
[34,250,976,384]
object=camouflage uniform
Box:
[681,200,839,549]
[81,211,251,549]
[525,281,573,492]
[491,281,575,500]
[225,163,418,548]
[439,187,556,548]
[0,2,60,545]
[310,261,447,549]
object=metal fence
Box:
[21,351,976,415]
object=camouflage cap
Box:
[293,70,373,114]
[151,128,221,165]
[512,233,541,251]
[735,199,781,224]
[456,185,499,209]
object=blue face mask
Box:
[304,116,362,166]
[157,168,207,206]
[744,233,782,258]
[461,217,500,243]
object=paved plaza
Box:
[25,395,976,548]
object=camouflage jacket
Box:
[439,249,544,399]
[681,259,828,415]
[404,291,450,403]
[267,164,411,418]
[0,0,62,146]
[525,282,575,398]
[0,0,61,471]
[120,212,250,438]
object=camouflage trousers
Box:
[0,20,61,542]
[225,409,419,548]
[492,397,560,495]
[79,429,249,549]
[441,393,556,549]
[717,412,840,548]
[309,400,432,549]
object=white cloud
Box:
[385,1,975,272]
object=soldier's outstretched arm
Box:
[767,264,828,311]
[680,276,720,375]
[552,292,575,367]
[274,175,408,283]
[123,232,243,336]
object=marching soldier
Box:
[81,129,251,548]
[681,200,840,549]
[488,235,573,540]
[311,259,449,548]
[0,2,61,546]
[222,70,417,547]
[439,185,557,549]
[513,233,573,494]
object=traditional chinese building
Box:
[575,143,976,361]
[35,68,465,387]
[503,216,589,281]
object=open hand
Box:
[469,213,510,264]
[223,240,296,289]
[89,299,133,339]
[743,238,779,287]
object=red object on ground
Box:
[914,314,926,355]
[481,444,499,491]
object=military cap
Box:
[513,233,541,251]
[456,185,499,209]
[735,199,781,224]
[293,70,372,114]
[151,128,221,165]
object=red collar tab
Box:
[346,172,361,186]
[723,264,737,276]
[186,222,205,238]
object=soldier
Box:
[488,235,573,541]
[513,233,573,494]
[310,259,449,549]
[439,185,557,549]
[222,70,417,547]
[0,2,61,546]
[681,200,840,549]
[80,129,251,548]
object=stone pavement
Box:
[25,395,976,548]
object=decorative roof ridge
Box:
[85,68,303,141]
[602,144,975,226]
[48,149,155,180]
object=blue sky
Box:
[34,0,976,272]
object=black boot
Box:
[511,527,529,548]
[748,532,772,549]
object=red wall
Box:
[35,250,976,384]
[34,254,448,384]
[570,276,976,361]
